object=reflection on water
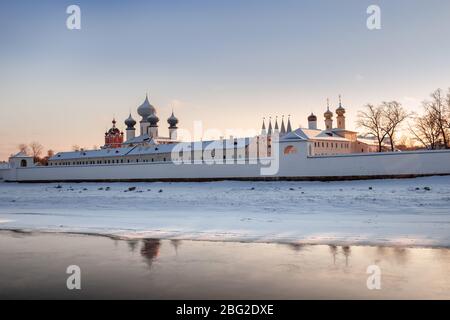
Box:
[170,239,181,255]
[140,239,160,269]
[329,245,338,265]
[0,231,449,299]
[287,243,305,252]
[376,246,410,265]
[342,246,351,267]
[127,239,139,253]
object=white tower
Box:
[280,116,286,135]
[137,94,156,136]
[261,118,267,135]
[336,95,346,130]
[167,111,179,140]
[124,114,136,141]
[148,113,159,139]
[324,98,333,130]
[286,115,292,133]
[308,113,317,130]
[274,117,280,134]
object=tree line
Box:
[15,143,98,165]
[357,87,450,152]
[17,142,54,166]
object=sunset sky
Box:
[1,0,450,160]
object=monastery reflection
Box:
[140,239,161,269]
[375,246,410,265]
[287,243,305,252]
[329,245,338,265]
[170,239,182,255]
[127,239,139,253]
[342,246,351,267]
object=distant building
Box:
[262,96,379,156]
[4,93,450,182]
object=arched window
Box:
[20,159,27,167]
[284,145,298,155]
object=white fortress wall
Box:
[0,168,9,181]
[278,141,450,177]
[6,159,263,182]
[4,140,450,182]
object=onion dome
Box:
[167,111,178,128]
[107,118,121,135]
[336,95,346,115]
[324,107,333,119]
[308,113,317,121]
[148,113,159,126]
[124,114,136,129]
[137,94,156,120]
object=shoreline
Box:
[2,228,449,250]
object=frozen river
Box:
[1,176,450,247]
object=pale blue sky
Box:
[1,0,450,159]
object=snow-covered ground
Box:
[0,176,449,247]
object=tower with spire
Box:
[261,118,267,135]
[274,116,279,134]
[335,95,346,130]
[308,113,317,130]
[280,116,286,135]
[167,110,179,140]
[324,98,333,130]
[267,117,273,135]
[137,94,156,136]
[124,113,136,141]
[148,112,159,139]
[104,118,124,148]
[286,115,292,133]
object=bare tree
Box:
[18,143,29,155]
[409,110,441,150]
[426,89,449,148]
[72,145,80,151]
[357,104,389,152]
[47,149,55,158]
[29,141,44,161]
[38,149,55,166]
[445,87,450,130]
[382,101,410,151]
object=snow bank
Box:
[0,176,449,247]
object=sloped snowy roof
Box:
[50,147,136,160]
[10,152,33,158]
[357,138,384,146]
[49,138,252,160]
[123,134,153,144]
[127,143,176,155]
[315,131,349,141]
[174,138,251,151]
[281,128,321,141]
